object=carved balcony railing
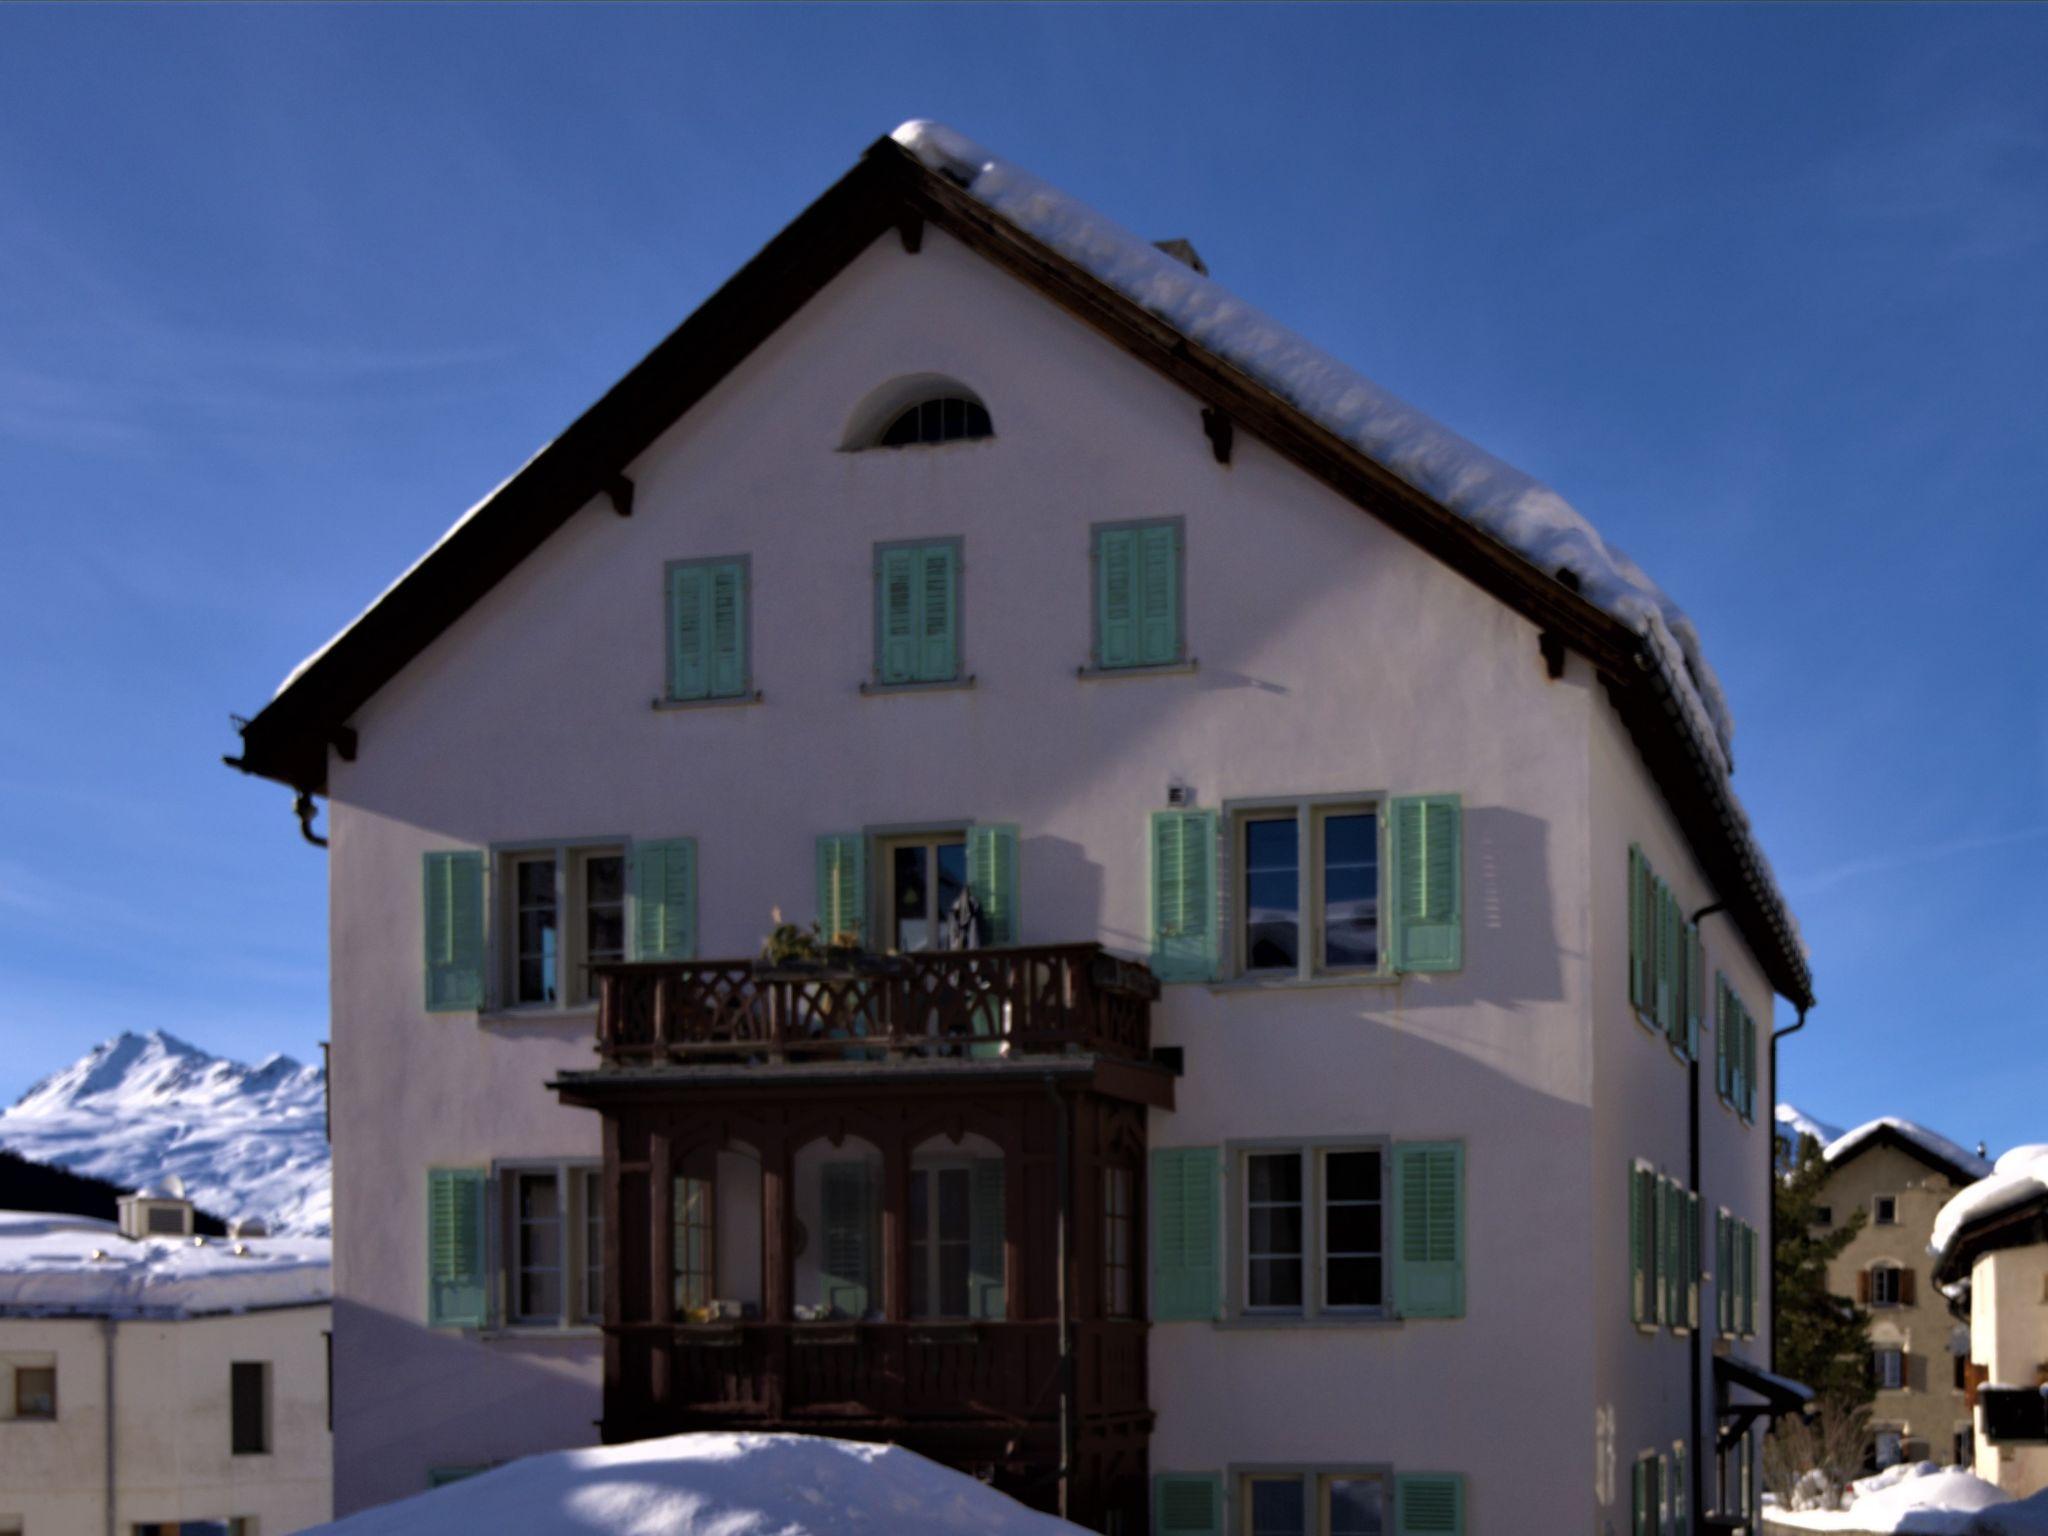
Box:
[592,944,1158,1067]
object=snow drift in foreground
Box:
[302,1432,1089,1536]
[1769,1461,2014,1533]
[0,1031,330,1235]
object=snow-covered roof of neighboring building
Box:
[1776,1103,1845,1152]
[0,1209,330,1318]
[1822,1117,1991,1182]
[301,1431,1088,1536]
[1934,1144,2048,1269]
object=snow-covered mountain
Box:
[0,1031,330,1235]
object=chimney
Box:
[1152,238,1209,276]
[117,1175,195,1240]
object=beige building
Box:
[1933,1145,2048,1498]
[1803,1119,1989,1471]
[0,1196,332,1536]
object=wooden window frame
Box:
[873,827,970,955]
[673,1166,716,1318]
[10,1362,55,1421]
[1222,796,1387,984]
[907,1156,978,1320]
[1225,1138,1390,1323]
[1229,1464,1395,1536]
[1874,1345,1905,1391]
[487,838,630,1014]
[1103,1164,1137,1319]
[493,1158,603,1332]
[1874,1195,1898,1227]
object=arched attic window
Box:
[843,375,994,450]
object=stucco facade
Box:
[0,1304,332,1536]
[1964,1240,2048,1495]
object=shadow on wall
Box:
[1019,832,1105,948]
[331,1297,601,1517]
[1387,804,1569,1012]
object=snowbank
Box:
[1934,1145,2048,1266]
[1823,1119,1990,1180]
[1970,1486,2048,1536]
[1769,1462,2011,1533]
[0,1209,330,1318]
[299,1432,1090,1536]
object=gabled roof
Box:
[225,124,1813,1011]
[1822,1116,1991,1187]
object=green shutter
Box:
[669,563,709,700]
[632,838,697,961]
[820,1161,876,1318]
[1153,1473,1223,1536]
[1716,1212,1731,1335]
[1097,527,1138,669]
[877,543,958,684]
[966,823,1020,945]
[1743,1223,1757,1336]
[969,1158,1007,1319]
[1393,1142,1464,1319]
[1631,1457,1647,1536]
[877,547,917,683]
[919,543,958,682]
[1390,795,1462,972]
[1687,1191,1702,1330]
[1150,810,1218,983]
[1137,522,1180,665]
[709,562,747,698]
[1683,922,1702,1059]
[1656,1175,1673,1326]
[1630,1165,1653,1327]
[423,851,484,1012]
[426,1168,487,1328]
[1673,1441,1688,1536]
[1628,845,1647,1009]
[1742,1004,1758,1121]
[1395,1474,1465,1536]
[816,833,866,948]
[1715,977,1732,1101]
[1150,1147,1219,1321]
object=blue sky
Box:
[1,6,2042,1151]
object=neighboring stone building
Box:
[1934,1144,2048,1499]
[1800,1119,1990,1473]
[0,1184,332,1536]
[225,121,1814,1534]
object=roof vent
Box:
[1152,238,1208,276]
[117,1180,195,1241]
[230,1216,269,1240]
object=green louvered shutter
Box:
[1687,1191,1702,1330]
[1154,1473,1223,1536]
[1628,846,1647,1009]
[820,1161,876,1318]
[1393,1142,1464,1319]
[1742,1004,1758,1121]
[1654,883,1676,1034]
[1684,923,1703,1059]
[1673,1442,1688,1536]
[1150,1147,1219,1321]
[918,543,959,682]
[1714,978,1732,1101]
[1097,528,1138,669]
[707,562,746,698]
[1390,795,1462,972]
[1137,522,1180,665]
[1654,1175,1672,1325]
[423,851,484,1012]
[426,1168,487,1328]
[669,563,710,700]
[1716,1213,1731,1335]
[1630,1165,1652,1326]
[1396,1474,1465,1536]
[969,1158,1007,1319]
[632,838,697,961]
[1743,1223,1757,1336]
[966,823,1020,944]
[877,547,919,683]
[815,833,866,948]
[1150,810,1218,983]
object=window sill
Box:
[652,691,763,712]
[480,1324,603,1341]
[1075,659,1198,682]
[478,1005,599,1028]
[1214,1313,1401,1331]
[1206,971,1400,995]
[859,675,976,696]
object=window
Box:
[1816,1205,1833,1226]
[1875,1196,1898,1226]
[1238,1473,1389,1535]
[878,394,992,447]
[873,539,960,686]
[674,1172,713,1316]
[1870,1264,1902,1308]
[1092,520,1183,670]
[1238,1145,1385,1317]
[498,842,626,1009]
[1874,1429,1903,1469]
[1874,1347,1905,1391]
[1103,1166,1135,1318]
[1233,802,1382,978]
[132,1524,254,1536]
[908,1152,1004,1319]
[1956,1353,1969,1391]
[495,1161,603,1329]
[878,832,967,952]
[13,1364,55,1419]
[1632,1453,1664,1536]
[230,1362,268,1455]
[665,557,749,702]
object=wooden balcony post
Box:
[882,1134,909,1323]
[763,1133,792,1323]
[649,1130,673,1407]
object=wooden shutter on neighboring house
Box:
[422,850,485,1013]
[1394,1142,1464,1319]
[1395,1473,1465,1536]
[815,833,866,948]
[1390,795,1462,973]
[1900,1267,1917,1306]
[1150,1147,1219,1321]
[969,1158,1007,1320]
[1150,810,1219,983]
[1153,1473,1223,1536]
[426,1168,488,1328]
[820,1161,876,1318]
[966,823,1020,944]
[631,838,697,961]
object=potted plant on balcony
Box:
[755,911,902,977]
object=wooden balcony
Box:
[591,943,1159,1068]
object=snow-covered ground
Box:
[0,1208,329,1318]
[1768,1462,2016,1534]
[300,1432,1090,1536]
[0,1031,330,1235]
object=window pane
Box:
[1248,1152,1302,1203]
[939,1242,971,1317]
[1249,1257,1304,1308]
[1325,1257,1382,1308]
[935,841,967,934]
[1324,1148,1379,1202]
[1326,1205,1379,1254]
[937,1168,972,1243]
[1328,1477,1385,1536]
[1323,1149,1383,1309]
[585,854,625,970]
[1250,1205,1304,1255]
[516,860,559,1004]
[1244,818,1300,970]
[893,845,930,951]
[1321,812,1379,969]
[1247,1476,1306,1536]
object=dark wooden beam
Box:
[1199,407,1233,466]
[605,475,635,518]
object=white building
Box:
[0,1192,332,1536]
[225,121,1813,1535]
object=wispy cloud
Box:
[1789,824,2048,898]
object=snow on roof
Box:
[301,1431,1089,1536]
[1934,1145,2048,1266]
[1823,1118,1991,1179]
[0,1209,330,1319]
[1777,1103,1845,1151]
[1767,1461,2012,1533]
